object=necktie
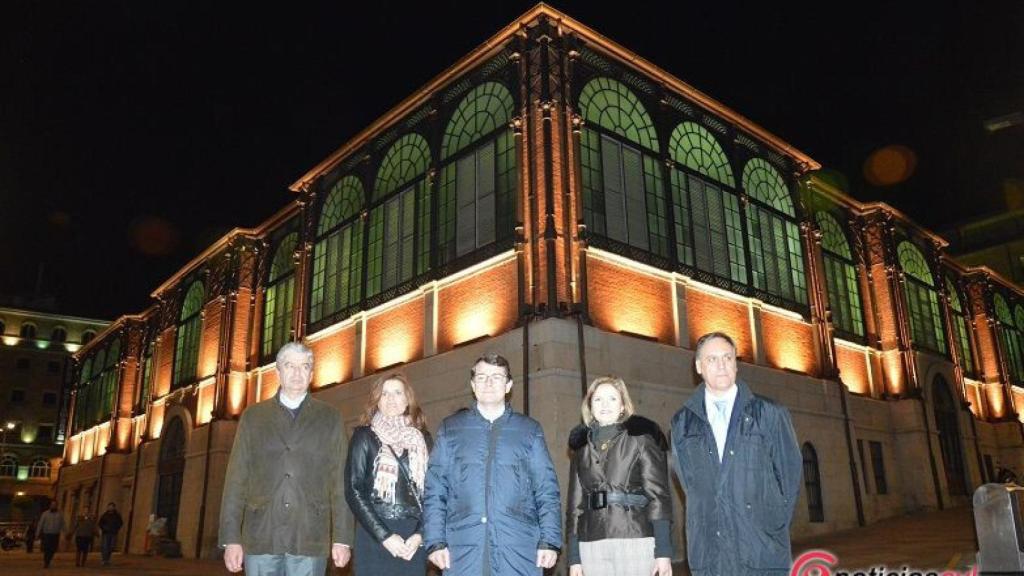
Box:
[713,400,728,462]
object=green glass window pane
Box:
[1016,305,1024,331]
[495,129,516,244]
[954,316,974,375]
[670,169,693,267]
[723,193,747,283]
[945,278,963,313]
[173,280,204,388]
[580,128,605,237]
[93,347,107,376]
[669,121,734,187]
[80,358,93,384]
[366,209,385,297]
[181,281,205,320]
[438,163,457,265]
[644,155,668,258]
[994,294,1013,326]
[742,158,794,217]
[269,232,298,283]
[897,242,935,286]
[578,77,659,152]
[318,176,364,235]
[815,212,853,259]
[442,82,514,160]
[106,338,121,369]
[374,133,431,202]
[139,352,153,408]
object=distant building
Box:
[55,4,1024,564]
[944,208,1024,287]
[0,306,107,521]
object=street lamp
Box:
[1,421,14,446]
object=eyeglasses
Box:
[472,374,508,385]
[700,353,735,366]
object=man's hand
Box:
[331,543,351,567]
[223,544,244,573]
[428,547,451,570]
[652,557,672,576]
[536,549,558,568]
[569,564,584,576]
[400,533,422,561]
[382,534,406,558]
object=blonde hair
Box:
[580,376,636,425]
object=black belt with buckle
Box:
[585,490,649,510]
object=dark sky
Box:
[2,1,1022,320]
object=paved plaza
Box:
[0,506,978,575]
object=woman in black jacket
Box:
[567,376,673,576]
[345,373,430,575]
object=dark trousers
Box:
[40,533,59,567]
[25,533,34,553]
[101,532,117,563]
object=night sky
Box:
[2,1,1022,320]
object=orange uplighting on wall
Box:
[196,380,215,425]
[150,402,166,439]
[260,369,280,402]
[115,419,132,452]
[686,288,752,360]
[366,299,424,373]
[987,383,1007,419]
[965,382,984,418]
[880,351,905,396]
[67,436,80,465]
[227,373,247,416]
[96,423,110,457]
[82,429,95,462]
[308,325,355,388]
[437,260,517,352]
[835,342,870,395]
[762,311,816,375]
[586,254,673,344]
[199,305,220,379]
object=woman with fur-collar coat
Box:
[566,376,673,576]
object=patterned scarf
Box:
[370,411,428,504]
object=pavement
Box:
[0,506,979,575]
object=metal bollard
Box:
[974,482,1024,574]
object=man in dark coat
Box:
[423,353,562,576]
[670,331,802,576]
[98,502,123,565]
[219,342,354,575]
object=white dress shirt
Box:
[705,385,738,462]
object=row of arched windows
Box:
[0,320,93,344]
[90,75,1024,404]
[0,454,51,478]
[73,337,121,433]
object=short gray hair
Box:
[694,331,736,359]
[276,341,314,365]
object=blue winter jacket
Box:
[670,381,803,576]
[423,405,562,576]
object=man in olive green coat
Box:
[219,342,353,575]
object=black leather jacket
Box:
[344,425,431,542]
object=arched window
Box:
[933,376,966,495]
[897,242,946,353]
[668,121,745,282]
[578,77,668,257]
[816,212,864,338]
[75,337,121,431]
[743,159,807,306]
[946,277,975,377]
[438,82,516,264]
[994,294,1024,384]
[172,281,204,389]
[157,417,186,539]
[29,458,51,478]
[263,232,299,361]
[368,133,432,297]
[82,329,96,345]
[310,176,365,327]
[0,455,17,477]
[802,443,824,522]
[20,322,37,340]
[98,338,121,422]
[51,326,67,343]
